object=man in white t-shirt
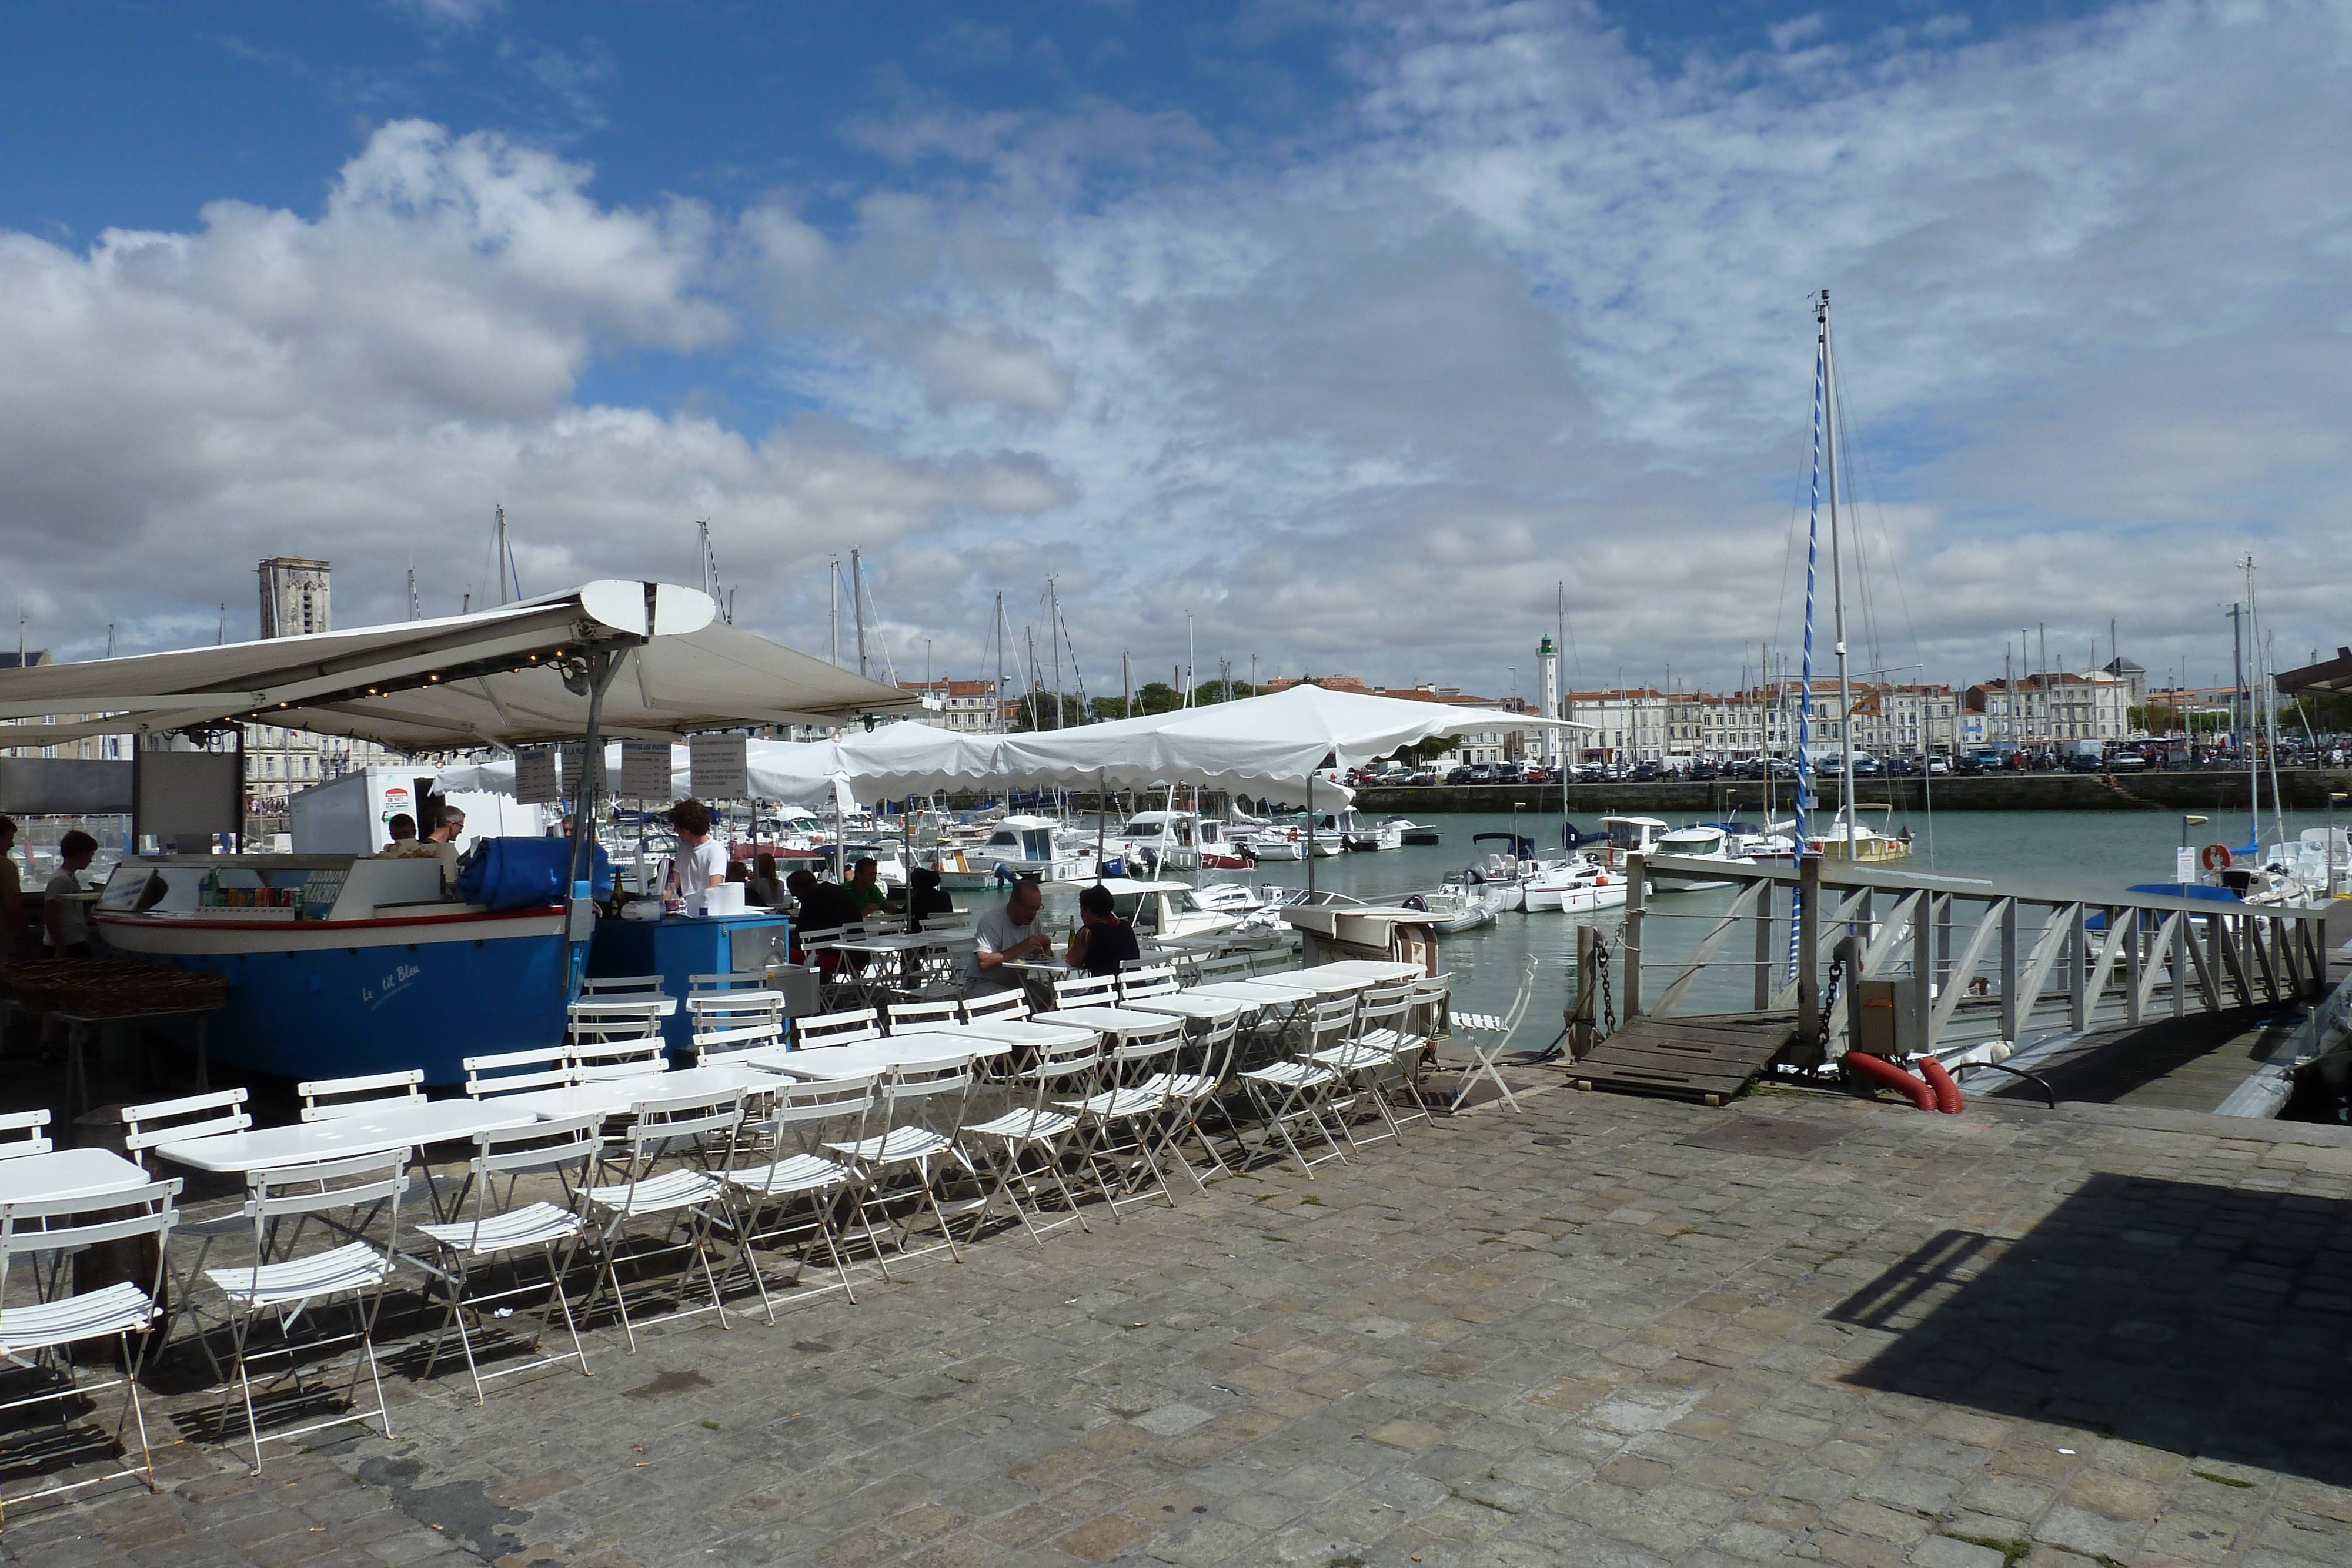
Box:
[967,875,1053,991]
[664,798,729,901]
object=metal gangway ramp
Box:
[1571,852,2334,1104]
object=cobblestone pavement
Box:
[11,1078,2352,1568]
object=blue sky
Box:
[1,1,2344,698]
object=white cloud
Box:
[0,122,1071,654]
[9,3,2351,703]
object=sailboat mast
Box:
[994,591,1005,734]
[851,547,868,679]
[1822,292,1857,858]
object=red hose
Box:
[1846,1051,1936,1111]
[1917,1056,1965,1115]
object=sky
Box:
[2,0,2347,706]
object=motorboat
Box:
[1646,824,1752,890]
[1460,832,1538,912]
[1811,804,1912,865]
[1102,808,1245,874]
[1092,878,1245,940]
[1341,811,1404,852]
[1385,817,1441,846]
[1522,859,1629,914]
[1592,816,1669,872]
[1245,816,1346,860]
[976,814,1097,882]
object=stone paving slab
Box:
[10,1078,2352,1567]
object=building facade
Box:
[896,678,1005,734]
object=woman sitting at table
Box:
[904,867,956,932]
[1066,882,1138,978]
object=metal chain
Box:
[1597,943,1615,1036]
[1818,949,1844,1038]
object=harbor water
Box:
[1039,807,2349,1034]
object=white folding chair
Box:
[0,1178,181,1522]
[1248,950,1298,977]
[569,1031,671,1085]
[0,1109,52,1159]
[687,971,765,994]
[1450,957,1536,1114]
[1240,1000,1353,1177]
[958,1035,1099,1246]
[204,1154,408,1475]
[579,1088,746,1353]
[578,974,668,999]
[886,998,963,1034]
[687,991,787,1064]
[1051,972,1120,1009]
[823,1055,977,1275]
[794,1007,881,1049]
[1193,955,1251,984]
[1309,982,1417,1151]
[1058,1018,1186,1215]
[120,1088,251,1172]
[1356,976,1442,1138]
[719,1074,874,1314]
[415,1115,602,1404]
[961,991,1028,1023]
[297,1070,425,1122]
[119,1089,255,1365]
[463,1047,573,1100]
[1117,966,1182,1003]
[1135,1014,1243,1181]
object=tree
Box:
[1190,678,1260,707]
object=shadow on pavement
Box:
[1829,1174,2352,1487]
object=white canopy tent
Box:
[0,581,916,748]
[995,684,1582,794]
[997,685,1586,889]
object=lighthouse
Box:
[1538,634,1562,769]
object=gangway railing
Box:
[1621,852,2332,1065]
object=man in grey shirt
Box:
[968,875,1054,991]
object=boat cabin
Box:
[1087,877,1241,939]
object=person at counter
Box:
[378,814,419,854]
[0,817,22,962]
[422,804,466,881]
[970,874,1053,990]
[1066,882,1138,978]
[42,831,95,960]
[663,798,727,901]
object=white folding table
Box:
[740,1033,1014,1081]
[494,1064,776,1122]
[1031,1005,1189,1044]
[154,1101,542,1175]
[0,1148,150,1204]
[1118,992,1250,1026]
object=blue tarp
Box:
[459,837,614,911]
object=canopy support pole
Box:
[564,646,634,1001]
[1096,770,1107,877]
[1307,774,1316,896]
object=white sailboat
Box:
[1793,290,1910,866]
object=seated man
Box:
[784,868,861,968]
[968,875,1054,991]
[1066,882,1138,978]
[377,813,419,855]
[847,857,890,920]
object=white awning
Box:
[995,684,1585,795]
[0,581,916,749]
[436,723,1000,809]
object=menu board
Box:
[690,733,750,799]
[513,746,560,804]
[620,742,673,801]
